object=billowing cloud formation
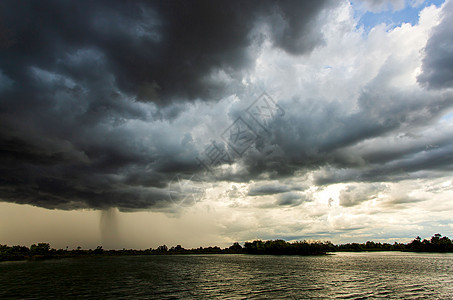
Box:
[0,0,335,209]
[0,0,333,103]
[418,0,453,88]
[0,0,452,212]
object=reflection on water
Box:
[1,252,452,299]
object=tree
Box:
[93,246,103,254]
[156,245,168,252]
[431,233,442,245]
[30,243,50,255]
[228,242,243,252]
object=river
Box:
[1,252,452,299]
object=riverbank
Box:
[2,234,452,262]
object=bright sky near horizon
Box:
[0,0,452,249]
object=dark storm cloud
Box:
[1,0,452,211]
[0,0,334,103]
[418,0,453,89]
[0,0,335,210]
[321,146,451,183]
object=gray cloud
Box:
[418,0,453,89]
[353,0,406,12]
[314,132,453,185]
[276,192,306,206]
[379,195,426,209]
[339,183,387,207]
[248,183,291,196]
[252,50,453,185]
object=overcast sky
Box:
[1,0,452,249]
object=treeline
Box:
[0,243,231,261]
[242,240,332,255]
[1,234,452,262]
[337,233,453,252]
[406,234,453,252]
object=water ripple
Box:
[1,252,453,299]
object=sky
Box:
[0,0,452,250]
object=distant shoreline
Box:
[2,234,452,262]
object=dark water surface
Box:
[1,252,452,299]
